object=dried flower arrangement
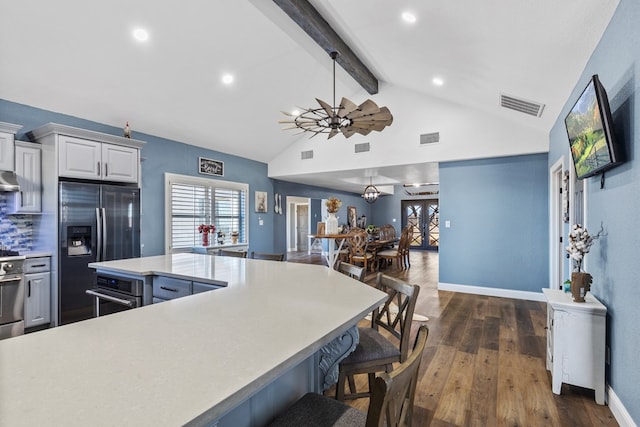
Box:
[198,224,216,234]
[566,224,597,272]
[325,197,342,214]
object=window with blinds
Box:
[165,173,248,253]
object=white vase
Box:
[326,213,338,234]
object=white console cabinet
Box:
[542,288,606,404]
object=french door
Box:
[401,199,439,251]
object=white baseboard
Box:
[437,282,546,302]
[608,385,637,427]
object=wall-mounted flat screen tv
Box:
[565,74,621,179]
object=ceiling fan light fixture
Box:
[279,51,393,139]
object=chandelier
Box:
[279,51,393,139]
[362,177,381,203]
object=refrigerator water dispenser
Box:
[67,226,92,256]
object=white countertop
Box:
[542,288,607,315]
[0,254,386,426]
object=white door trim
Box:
[549,157,565,290]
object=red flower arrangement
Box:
[198,224,216,234]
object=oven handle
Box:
[0,276,21,284]
[86,289,134,307]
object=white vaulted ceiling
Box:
[0,0,619,194]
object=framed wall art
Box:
[255,191,268,213]
[199,157,224,176]
[347,206,357,228]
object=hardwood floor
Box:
[287,250,618,427]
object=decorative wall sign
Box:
[199,157,224,176]
[255,191,268,213]
[347,206,357,228]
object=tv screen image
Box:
[565,75,619,179]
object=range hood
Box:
[0,171,20,192]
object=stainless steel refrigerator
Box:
[59,181,140,325]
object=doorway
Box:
[286,196,311,253]
[296,205,309,252]
[401,199,439,251]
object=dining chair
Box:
[218,249,248,258]
[336,261,366,282]
[268,325,429,427]
[349,231,375,272]
[336,273,420,401]
[251,251,285,261]
[376,225,412,270]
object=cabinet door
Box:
[102,144,138,183]
[59,135,102,179]
[24,272,51,328]
[14,144,42,213]
[0,131,15,171]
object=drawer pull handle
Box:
[160,286,178,292]
[31,264,46,268]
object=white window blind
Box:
[165,173,248,253]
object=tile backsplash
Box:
[0,193,33,252]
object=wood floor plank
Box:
[469,347,499,427]
[432,350,475,426]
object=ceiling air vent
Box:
[500,94,545,117]
[354,142,370,153]
[301,150,314,160]
[420,132,440,145]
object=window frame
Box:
[164,172,249,253]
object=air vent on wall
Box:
[500,94,545,117]
[420,132,440,145]
[301,150,314,160]
[354,142,370,153]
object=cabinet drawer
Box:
[153,276,191,300]
[193,281,226,294]
[24,257,51,274]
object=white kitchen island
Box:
[0,254,386,427]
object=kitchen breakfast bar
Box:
[0,254,386,426]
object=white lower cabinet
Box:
[24,257,51,329]
[542,288,606,404]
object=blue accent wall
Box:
[439,154,549,292]
[0,99,274,255]
[548,0,639,420]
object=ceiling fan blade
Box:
[315,98,335,118]
[328,128,340,139]
[337,97,358,117]
[341,127,356,138]
[346,100,381,120]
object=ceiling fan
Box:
[279,51,393,139]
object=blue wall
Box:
[439,154,549,292]
[548,0,639,420]
[0,99,274,255]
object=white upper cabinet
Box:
[14,141,42,213]
[0,122,23,171]
[59,135,139,183]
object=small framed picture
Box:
[255,191,268,213]
[317,222,326,235]
[347,206,357,228]
[199,157,224,176]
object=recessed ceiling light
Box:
[291,109,300,116]
[132,28,149,42]
[222,74,234,85]
[402,12,417,24]
[432,77,444,86]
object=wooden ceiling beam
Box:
[273,0,379,95]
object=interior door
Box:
[296,204,309,251]
[401,199,439,251]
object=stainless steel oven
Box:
[86,274,143,317]
[0,254,26,340]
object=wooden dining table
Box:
[365,238,399,270]
[308,232,357,269]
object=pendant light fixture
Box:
[279,51,393,139]
[362,177,381,203]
